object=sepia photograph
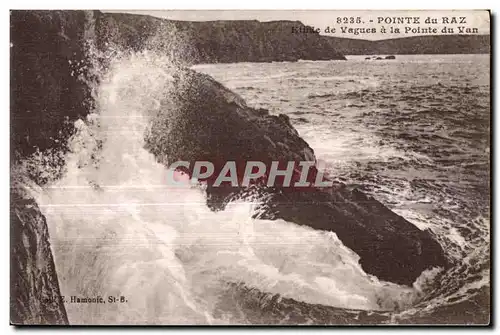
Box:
[9,9,491,326]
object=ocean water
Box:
[31,53,489,324]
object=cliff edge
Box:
[96,12,347,63]
[10,183,68,325]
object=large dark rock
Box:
[145,68,449,286]
[10,184,68,325]
[146,69,315,176]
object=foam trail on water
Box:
[32,52,436,324]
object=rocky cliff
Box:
[10,183,68,325]
[10,10,98,324]
[96,12,347,63]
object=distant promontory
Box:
[98,12,489,60]
[325,34,490,55]
[96,12,347,63]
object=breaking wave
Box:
[23,51,451,325]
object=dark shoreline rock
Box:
[10,184,68,325]
[216,282,389,325]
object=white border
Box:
[2,1,498,9]
[2,1,497,334]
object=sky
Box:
[111,10,490,40]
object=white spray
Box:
[31,52,437,325]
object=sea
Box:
[30,53,490,324]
